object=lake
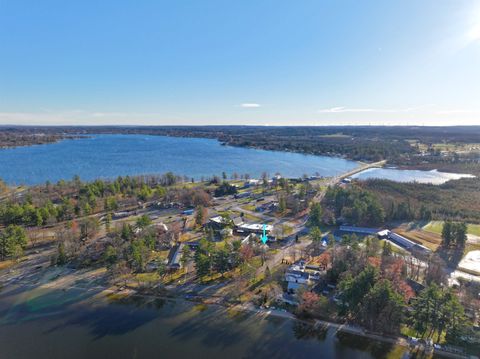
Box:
[0,285,407,359]
[352,168,475,185]
[0,134,359,185]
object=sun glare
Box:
[467,7,480,42]
[469,22,480,42]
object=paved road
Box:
[313,159,386,203]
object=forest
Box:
[358,177,480,224]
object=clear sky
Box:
[1,0,480,126]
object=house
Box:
[234,191,251,199]
[285,266,311,292]
[244,179,261,187]
[113,211,131,219]
[207,215,228,229]
[271,174,282,184]
[241,233,258,245]
[220,227,233,238]
[255,201,278,212]
[237,223,273,235]
[208,215,243,230]
[167,243,184,270]
[232,216,244,227]
[155,222,169,232]
[241,232,275,245]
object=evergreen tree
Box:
[442,221,453,247]
[310,226,322,241]
[360,279,405,334]
[382,241,393,257]
[0,224,28,260]
[307,203,323,228]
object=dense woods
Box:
[358,177,480,223]
[323,186,385,226]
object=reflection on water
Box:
[292,321,328,341]
[0,284,408,359]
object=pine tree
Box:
[442,221,452,247]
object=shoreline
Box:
[0,274,468,359]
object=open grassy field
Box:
[423,220,480,236]
[407,140,480,153]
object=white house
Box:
[285,263,311,292]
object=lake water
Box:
[352,168,475,185]
[0,134,359,185]
[0,285,407,359]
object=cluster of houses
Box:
[282,225,432,302]
[162,214,275,271]
[255,201,278,213]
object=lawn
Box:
[136,272,160,283]
[423,221,480,236]
[241,204,256,212]
[243,212,263,222]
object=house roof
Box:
[339,225,380,234]
[239,223,273,231]
[286,269,309,279]
[167,243,184,266]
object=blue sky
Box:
[1,0,480,126]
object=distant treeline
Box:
[0,130,81,148]
[3,125,480,161]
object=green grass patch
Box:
[243,213,262,222]
[249,257,263,269]
[423,221,480,236]
[242,204,256,212]
[136,272,159,283]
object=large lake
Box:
[0,285,407,359]
[0,134,359,185]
